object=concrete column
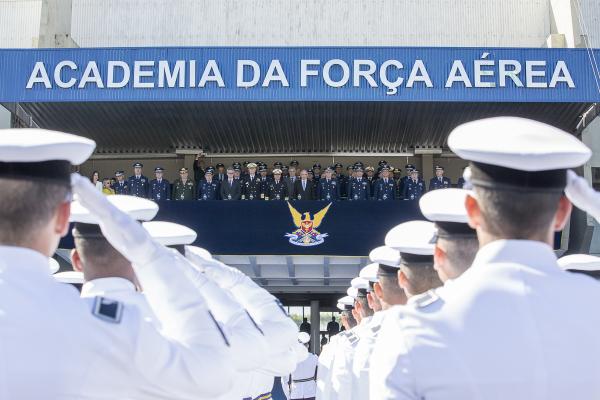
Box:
[548,0,579,48]
[38,0,78,48]
[310,300,320,354]
[0,105,11,129]
[421,154,434,185]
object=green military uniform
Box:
[172,178,195,200]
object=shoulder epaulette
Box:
[412,289,440,308]
[91,296,123,324]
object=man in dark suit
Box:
[220,167,241,200]
[293,169,315,200]
[284,166,298,199]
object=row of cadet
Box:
[92,161,462,201]
[6,116,600,399]
[0,125,314,399]
[316,182,600,400]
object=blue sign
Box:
[1,47,599,102]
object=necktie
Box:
[384,179,387,184]
[303,181,306,191]
[229,180,233,186]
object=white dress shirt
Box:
[370,240,600,400]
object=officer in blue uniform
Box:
[149,167,170,201]
[348,166,370,201]
[197,168,220,200]
[128,162,150,198]
[312,164,322,184]
[112,171,129,194]
[373,165,397,201]
[402,168,426,201]
[317,167,340,201]
[258,165,271,195]
[266,169,288,200]
[429,165,452,190]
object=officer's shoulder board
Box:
[370,323,382,335]
[412,289,440,309]
[346,331,360,346]
[92,296,123,324]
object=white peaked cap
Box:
[49,258,60,274]
[298,332,311,344]
[448,117,591,171]
[419,188,470,223]
[359,263,379,283]
[53,271,84,284]
[369,245,401,266]
[0,129,95,164]
[71,195,158,224]
[385,220,436,255]
[142,221,197,246]
[338,295,354,306]
[350,277,369,290]
[558,254,600,272]
[346,286,359,299]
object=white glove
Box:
[565,170,600,223]
[71,173,161,266]
[185,245,248,290]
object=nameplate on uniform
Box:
[92,296,123,324]
[346,331,360,345]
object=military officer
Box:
[290,160,300,169]
[266,169,288,200]
[198,168,220,200]
[112,170,129,194]
[172,167,196,200]
[373,165,396,201]
[402,168,426,201]
[149,167,170,201]
[273,161,283,178]
[334,163,348,199]
[372,117,600,400]
[317,167,340,201]
[258,165,271,195]
[429,165,451,190]
[393,168,403,199]
[398,164,414,198]
[313,163,322,184]
[215,163,226,182]
[128,162,150,198]
[233,164,242,181]
[348,166,370,201]
[242,162,264,200]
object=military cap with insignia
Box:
[272,168,282,174]
[179,167,189,173]
[247,162,258,169]
[365,166,375,172]
[290,160,299,167]
[448,117,591,192]
[115,170,125,177]
[337,295,354,311]
[142,221,197,247]
[133,162,143,168]
[0,129,94,185]
[354,165,364,172]
[419,188,476,238]
[334,163,343,168]
[233,162,242,168]
[205,168,214,175]
[274,161,283,167]
[282,165,289,171]
[216,163,225,168]
[405,164,415,171]
[435,165,444,171]
[324,166,334,172]
[359,263,380,292]
[233,166,241,172]
[380,165,391,171]
[347,286,359,299]
[259,165,267,172]
[378,160,387,167]
[313,163,321,169]
[154,167,165,173]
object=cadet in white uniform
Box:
[316,296,355,400]
[329,278,374,400]
[0,129,234,400]
[371,117,600,400]
[286,332,319,400]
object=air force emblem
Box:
[285,202,332,246]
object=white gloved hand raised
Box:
[185,245,248,290]
[71,173,160,266]
[565,170,600,223]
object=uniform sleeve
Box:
[329,340,354,400]
[368,316,419,400]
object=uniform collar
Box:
[471,239,558,273]
[0,246,51,277]
[81,277,136,298]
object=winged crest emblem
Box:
[285,202,332,246]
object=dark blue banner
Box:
[61,201,424,256]
[1,47,599,102]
